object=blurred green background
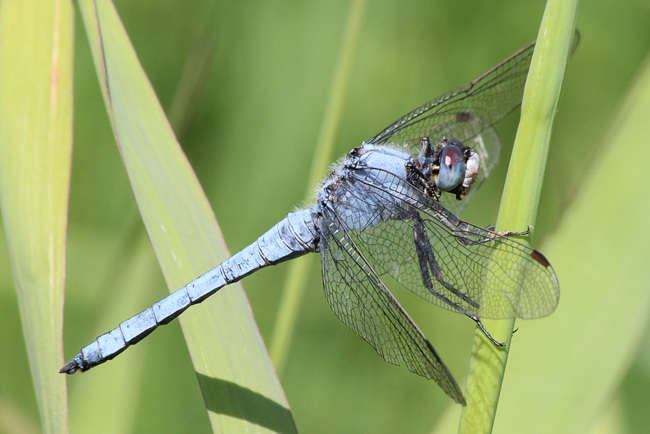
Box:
[1,0,650,433]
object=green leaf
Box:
[75,0,296,432]
[69,228,162,434]
[0,1,74,433]
[458,0,578,432]
[435,8,650,434]
[269,0,367,375]
[493,46,650,434]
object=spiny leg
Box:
[412,213,479,310]
[457,225,532,246]
[409,214,507,347]
[484,225,531,237]
[467,314,506,347]
[405,158,439,200]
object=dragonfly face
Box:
[412,137,479,200]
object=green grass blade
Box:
[458,1,578,432]
[493,47,650,434]
[269,0,367,374]
[0,1,74,433]
[68,228,159,434]
[166,2,219,138]
[75,0,296,432]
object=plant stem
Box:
[458,1,578,432]
[269,0,367,373]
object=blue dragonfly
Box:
[62,40,559,406]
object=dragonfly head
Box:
[415,137,480,200]
[436,139,467,192]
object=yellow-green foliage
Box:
[1,1,650,434]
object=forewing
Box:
[349,168,559,320]
[366,41,535,153]
[319,206,465,405]
[366,42,533,217]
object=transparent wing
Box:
[366,41,535,151]
[366,32,579,215]
[319,206,465,405]
[347,167,559,320]
[366,42,535,216]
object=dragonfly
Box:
[61,40,560,406]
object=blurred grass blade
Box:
[587,397,627,434]
[166,1,219,138]
[69,229,157,434]
[492,46,650,434]
[76,0,296,432]
[0,1,74,433]
[0,397,42,434]
[269,0,367,374]
[457,0,578,432]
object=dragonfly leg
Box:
[405,159,439,200]
[412,215,506,348]
[468,314,506,347]
[483,225,531,237]
[455,224,530,247]
[412,213,479,310]
[419,137,437,158]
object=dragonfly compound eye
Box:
[437,144,466,191]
